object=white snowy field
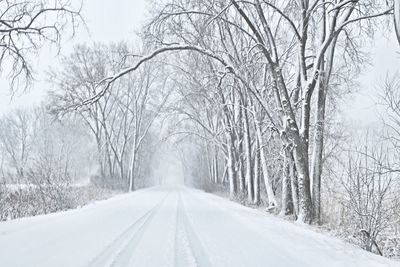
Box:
[0,186,398,267]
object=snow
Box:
[0,186,398,267]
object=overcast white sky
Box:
[0,0,398,126]
[343,30,400,125]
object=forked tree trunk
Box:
[311,36,337,223]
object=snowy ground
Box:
[0,186,398,267]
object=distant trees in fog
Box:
[49,43,170,191]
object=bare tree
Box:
[49,43,170,191]
[0,108,37,183]
[341,140,396,255]
[0,0,82,90]
[0,104,95,220]
[45,0,394,225]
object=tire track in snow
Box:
[175,191,212,267]
[174,192,195,267]
[87,192,169,267]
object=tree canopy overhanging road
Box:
[1,0,400,264]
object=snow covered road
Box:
[0,186,398,267]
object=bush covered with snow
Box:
[0,184,118,221]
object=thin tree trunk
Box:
[253,140,260,205]
[220,88,237,198]
[213,147,219,183]
[255,117,277,207]
[128,136,137,192]
[243,106,253,202]
[226,131,237,198]
[236,96,245,195]
[206,143,213,182]
[119,161,124,188]
[222,164,228,184]
[237,136,245,194]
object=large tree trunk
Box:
[289,152,299,217]
[280,149,293,215]
[310,78,326,223]
[292,141,313,223]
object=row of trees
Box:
[0,0,399,258]
[49,43,169,191]
[95,0,394,225]
[76,0,399,256]
[2,0,395,225]
[0,42,170,219]
[0,1,170,219]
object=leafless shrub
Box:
[340,141,397,255]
